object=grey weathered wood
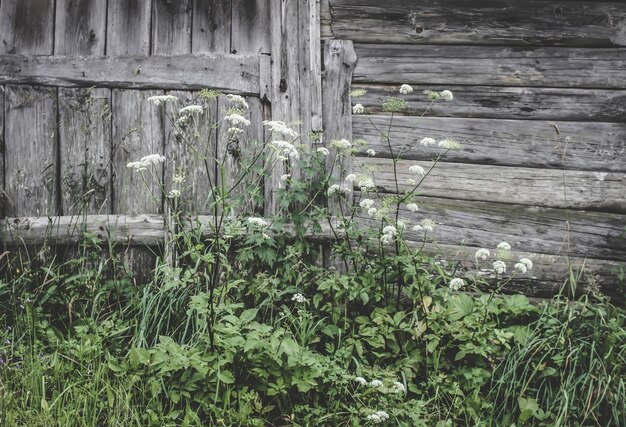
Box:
[354,193,626,261]
[164,90,217,214]
[58,88,112,214]
[152,0,192,54]
[352,115,626,172]
[321,0,626,47]
[0,54,261,94]
[353,84,626,122]
[4,85,58,217]
[54,0,107,55]
[232,0,271,55]
[106,0,152,55]
[356,157,626,211]
[0,0,55,54]
[323,39,357,214]
[353,44,626,89]
[0,85,4,218]
[191,0,231,54]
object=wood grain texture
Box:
[323,39,357,214]
[164,90,217,214]
[0,0,55,54]
[54,0,107,55]
[58,88,112,214]
[152,0,192,54]
[352,84,626,122]
[111,90,165,216]
[0,86,4,217]
[354,193,626,261]
[191,0,231,53]
[106,0,151,55]
[352,115,626,172]
[4,85,58,217]
[353,44,626,89]
[232,0,271,55]
[0,54,261,94]
[355,157,626,211]
[321,0,626,47]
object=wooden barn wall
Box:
[322,0,626,298]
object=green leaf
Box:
[518,396,539,423]
[448,294,475,321]
[218,370,235,384]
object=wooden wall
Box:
[322,0,626,299]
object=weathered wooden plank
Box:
[353,44,626,89]
[191,0,231,53]
[353,84,626,122]
[231,0,272,54]
[0,54,261,94]
[352,115,626,172]
[322,39,357,214]
[54,0,107,55]
[321,0,626,47]
[0,86,4,218]
[4,85,58,217]
[111,90,165,216]
[152,0,192,54]
[58,88,112,214]
[164,90,217,214]
[0,0,55,54]
[106,0,152,55]
[354,193,626,261]
[356,157,626,211]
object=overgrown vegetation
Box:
[1,87,624,426]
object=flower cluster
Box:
[367,411,390,424]
[330,139,352,150]
[147,95,178,105]
[399,84,414,95]
[247,217,269,228]
[316,147,330,156]
[353,103,365,114]
[424,89,454,101]
[226,94,249,110]
[380,225,397,245]
[263,120,298,138]
[412,218,435,233]
[291,293,307,303]
[270,140,300,161]
[126,154,166,172]
[449,277,466,291]
[179,105,203,115]
[514,258,533,274]
[225,113,250,127]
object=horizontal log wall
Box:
[322,0,626,299]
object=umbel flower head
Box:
[127,154,166,172]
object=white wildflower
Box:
[280,174,290,181]
[359,198,375,210]
[420,137,436,146]
[327,184,341,196]
[519,258,533,271]
[421,218,435,232]
[367,207,377,217]
[393,381,406,393]
[247,217,269,228]
[406,178,417,185]
[493,260,507,274]
[438,139,461,149]
[179,105,203,115]
[357,177,375,191]
[167,189,181,198]
[317,147,330,156]
[350,88,367,97]
[263,120,298,138]
[367,410,390,424]
[330,139,352,150]
[352,103,365,114]
[409,164,426,176]
[380,233,394,245]
[399,84,414,95]
[270,140,300,161]
[406,203,419,212]
[412,224,423,232]
[226,94,249,109]
[291,293,307,303]
[397,220,406,231]
[175,115,189,126]
[440,90,454,101]
[126,154,166,172]
[173,174,185,184]
[228,127,244,135]
[225,113,250,127]
[449,278,466,291]
[366,148,376,156]
[354,376,368,386]
[497,242,511,251]
[345,173,357,183]
[382,226,397,236]
[147,95,178,105]
[475,248,490,261]
[514,263,528,274]
[369,379,383,388]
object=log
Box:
[0,54,261,94]
[352,115,626,172]
[54,0,107,55]
[321,0,626,47]
[353,44,626,89]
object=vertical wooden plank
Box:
[58,88,112,214]
[301,0,323,143]
[54,0,107,55]
[164,90,217,214]
[4,85,58,217]
[111,90,165,216]
[322,39,357,214]
[231,0,271,55]
[152,0,192,54]
[192,0,231,53]
[0,0,55,54]
[0,86,4,218]
[106,0,151,55]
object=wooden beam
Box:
[356,157,626,211]
[352,44,626,89]
[352,84,626,122]
[321,0,626,47]
[0,54,261,95]
[352,115,626,172]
